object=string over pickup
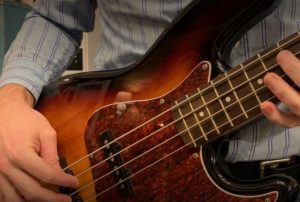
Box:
[99,130,134,198]
[59,157,83,202]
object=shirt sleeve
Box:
[0,0,97,101]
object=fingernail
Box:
[264,74,277,92]
[57,194,72,202]
[261,104,272,115]
[74,178,80,188]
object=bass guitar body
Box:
[36,0,300,201]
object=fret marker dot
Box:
[257,78,263,85]
[225,96,231,103]
[199,111,205,117]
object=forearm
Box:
[0,84,35,107]
[0,10,80,101]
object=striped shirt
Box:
[227,0,300,162]
[0,0,300,162]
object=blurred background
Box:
[0,0,101,74]
[0,0,30,71]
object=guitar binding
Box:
[202,140,300,201]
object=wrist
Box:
[0,84,35,106]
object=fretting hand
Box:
[261,50,300,128]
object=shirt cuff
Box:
[0,59,48,102]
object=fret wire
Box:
[211,81,233,127]
[197,88,221,134]
[185,95,208,141]
[191,50,300,136]
[276,42,283,51]
[191,77,280,143]
[181,57,296,144]
[224,72,249,118]
[196,86,268,144]
[192,45,299,129]
[226,32,299,80]
[257,53,268,71]
[228,33,297,89]
[193,78,274,143]
[199,74,290,139]
[241,63,262,104]
[172,42,300,144]
[180,78,278,151]
[188,33,300,117]
[171,34,300,142]
[174,100,197,147]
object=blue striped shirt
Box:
[227,0,300,162]
[0,0,300,162]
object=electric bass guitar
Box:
[36,0,300,201]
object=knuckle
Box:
[7,148,23,164]
[44,128,57,139]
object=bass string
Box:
[67,45,295,179]
[63,50,274,171]
[70,48,300,198]
[70,72,290,198]
[70,35,300,194]
[64,33,300,172]
[79,80,288,201]
[73,63,280,181]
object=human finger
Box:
[0,172,24,202]
[263,72,300,116]
[3,164,72,202]
[260,101,300,128]
[11,148,78,188]
[276,50,300,86]
[39,126,63,170]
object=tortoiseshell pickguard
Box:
[84,65,277,201]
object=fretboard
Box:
[172,31,300,148]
